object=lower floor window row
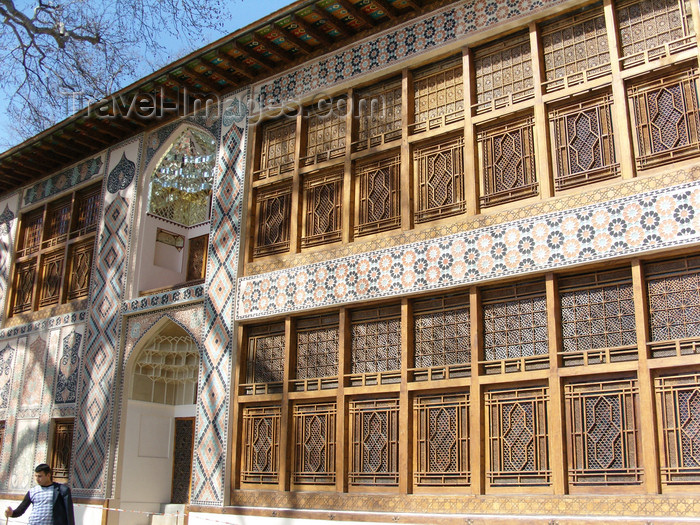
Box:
[238,373,700,491]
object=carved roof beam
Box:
[234,42,276,70]
[337,0,377,27]
[372,0,399,19]
[309,8,349,38]
[276,25,315,55]
[291,15,334,46]
[215,51,255,80]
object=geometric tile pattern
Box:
[0,310,87,341]
[237,180,700,319]
[22,156,103,206]
[0,194,18,328]
[72,139,141,498]
[256,0,567,109]
[54,331,82,404]
[120,282,205,315]
[0,344,15,410]
[192,91,248,506]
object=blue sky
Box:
[0,0,291,150]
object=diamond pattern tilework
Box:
[238,180,700,319]
[192,92,248,506]
[72,140,141,498]
[0,194,19,328]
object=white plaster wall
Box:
[118,400,175,525]
[136,214,210,294]
[115,400,196,525]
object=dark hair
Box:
[34,464,51,475]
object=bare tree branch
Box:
[0,0,234,143]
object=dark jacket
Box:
[12,482,75,525]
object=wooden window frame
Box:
[478,114,538,207]
[411,55,465,134]
[558,268,637,367]
[353,78,403,152]
[9,182,100,317]
[301,170,343,249]
[414,136,466,223]
[292,402,337,487]
[540,5,611,93]
[550,92,619,190]
[242,323,285,396]
[241,405,281,486]
[355,154,401,236]
[629,69,700,170]
[254,183,292,257]
[301,99,347,167]
[485,386,551,488]
[473,33,534,115]
[616,0,696,70]
[255,118,297,181]
[565,379,643,488]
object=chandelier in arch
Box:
[148,128,216,226]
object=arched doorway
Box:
[116,320,199,524]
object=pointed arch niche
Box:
[133,125,216,296]
[117,319,200,517]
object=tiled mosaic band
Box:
[237,180,700,319]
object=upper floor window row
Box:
[10,182,101,316]
[252,0,695,181]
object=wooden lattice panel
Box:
[241,405,281,485]
[349,398,400,486]
[296,315,339,380]
[616,0,695,69]
[257,118,296,180]
[292,402,337,486]
[37,250,64,308]
[65,239,94,302]
[412,56,464,132]
[12,258,36,314]
[71,184,101,237]
[413,294,471,380]
[414,137,465,223]
[629,69,700,169]
[350,306,401,381]
[355,155,401,236]
[245,323,285,391]
[355,79,402,151]
[646,256,700,351]
[474,34,534,114]
[302,101,347,166]
[414,393,470,487]
[255,183,292,257]
[565,379,642,486]
[19,209,43,257]
[486,386,551,486]
[656,373,700,484]
[550,93,618,190]
[302,170,343,248]
[186,234,208,282]
[50,420,74,484]
[540,6,611,92]
[478,115,537,207]
[44,198,71,248]
[482,281,548,373]
[559,269,637,364]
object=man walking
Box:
[5,464,75,525]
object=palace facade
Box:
[1,0,700,523]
